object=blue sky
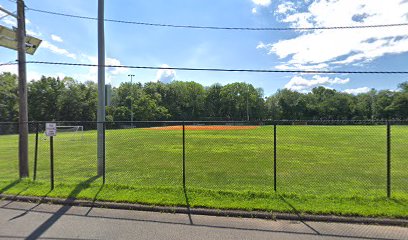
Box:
[1,0,408,96]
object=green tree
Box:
[374,90,395,119]
[387,82,408,119]
[0,72,18,122]
[111,82,170,121]
[274,89,306,119]
[205,84,223,119]
[58,78,97,121]
[28,76,65,121]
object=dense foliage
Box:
[0,72,407,121]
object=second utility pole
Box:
[97,0,105,176]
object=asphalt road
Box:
[0,200,407,240]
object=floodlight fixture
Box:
[0,25,42,54]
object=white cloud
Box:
[51,34,63,42]
[56,72,66,79]
[156,64,176,83]
[256,42,269,50]
[343,87,371,95]
[285,75,350,92]
[0,16,30,27]
[0,64,18,75]
[275,62,328,70]
[276,2,295,14]
[106,58,129,75]
[252,8,257,14]
[0,5,42,37]
[85,55,129,74]
[0,6,5,19]
[76,55,129,83]
[252,0,272,7]
[0,64,44,81]
[262,0,408,69]
[27,71,42,81]
[26,29,42,37]
[41,41,77,59]
[1,17,16,26]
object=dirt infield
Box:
[144,125,259,131]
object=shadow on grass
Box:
[25,176,101,240]
[0,179,20,194]
[390,198,408,207]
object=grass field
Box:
[1,125,407,218]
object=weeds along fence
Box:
[0,120,407,198]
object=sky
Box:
[1,0,408,96]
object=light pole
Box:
[128,74,135,127]
[246,84,250,121]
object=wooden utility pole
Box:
[17,0,29,178]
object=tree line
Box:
[1,72,407,122]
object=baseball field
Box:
[0,125,407,217]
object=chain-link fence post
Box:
[387,121,391,198]
[103,121,106,184]
[273,124,277,192]
[33,122,39,181]
[182,122,186,188]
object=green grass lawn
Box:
[0,125,407,218]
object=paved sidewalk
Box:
[0,200,407,240]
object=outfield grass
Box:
[0,125,407,218]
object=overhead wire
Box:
[6,5,406,76]
[22,61,408,74]
[0,61,17,66]
[26,7,408,31]
[0,10,16,20]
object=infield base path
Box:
[144,125,258,131]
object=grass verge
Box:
[1,179,407,219]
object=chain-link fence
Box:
[0,123,19,181]
[391,124,408,197]
[105,121,183,188]
[0,120,407,198]
[277,123,386,196]
[0,122,97,185]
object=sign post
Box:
[45,123,56,190]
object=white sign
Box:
[45,123,57,137]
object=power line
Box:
[23,61,408,74]
[0,61,17,66]
[26,7,408,31]
[4,60,407,74]
[0,10,16,20]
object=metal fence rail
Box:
[0,120,407,198]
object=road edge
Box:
[1,194,407,227]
